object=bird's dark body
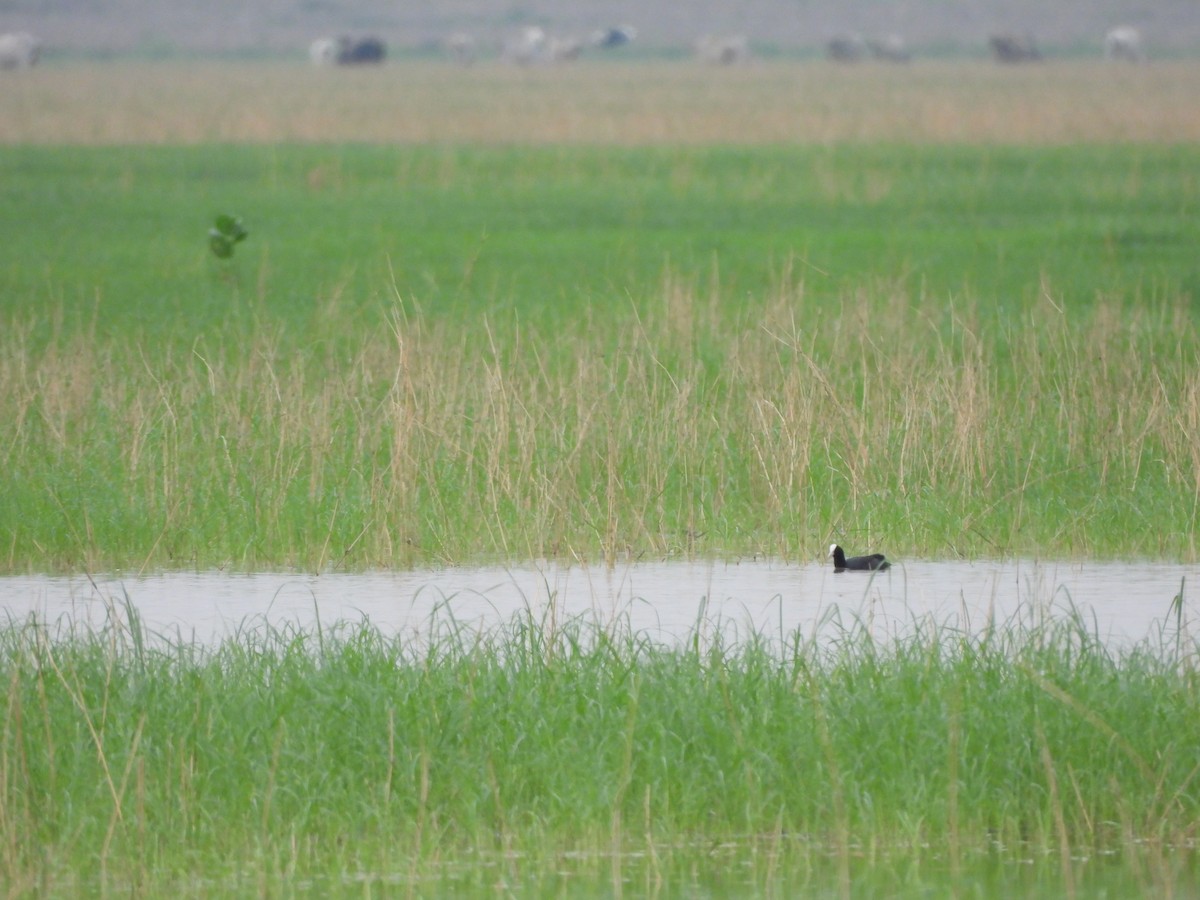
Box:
[829,544,890,572]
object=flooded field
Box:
[2,557,1193,649]
[6,556,1198,897]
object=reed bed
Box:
[1,598,1197,895]
[3,60,1200,145]
[2,279,1198,572]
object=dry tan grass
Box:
[3,60,1200,145]
[5,282,1199,568]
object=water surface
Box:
[2,558,1193,650]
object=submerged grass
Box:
[2,602,1198,895]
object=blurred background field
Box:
[3,60,1200,144]
[5,0,1200,59]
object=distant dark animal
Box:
[310,35,386,66]
[1104,26,1143,63]
[336,35,386,65]
[989,33,1041,63]
[829,544,890,572]
[591,25,637,49]
[827,33,867,62]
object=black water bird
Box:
[829,543,890,572]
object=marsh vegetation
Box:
[4,598,1199,896]
[1,60,1199,894]
[2,139,1198,572]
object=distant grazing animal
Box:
[1104,26,1143,62]
[310,35,385,66]
[989,33,1041,63]
[829,544,891,572]
[505,26,548,65]
[695,34,749,65]
[444,31,477,65]
[309,37,338,66]
[548,36,585,62]
[502,27,583,65]
[867,34,911,63]
[591,25,637,49]
[335,35,386,65]
[827,33,868,62]
[0,31,40,70]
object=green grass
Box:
[1,143,1199,572]
[2,144,1197,335]
[2,601,1198,896]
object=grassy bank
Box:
[1,143,1199,571]
[2,602,1197,895]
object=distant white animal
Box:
[505,26,548,65]
[0,31,40,70]
[1104,26,1143,62]
[444,31,477,65]
[695,34,749,65]
[309,37,339,66]
[867,34,911,63]
[827,33,867,62]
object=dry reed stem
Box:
[3,61,1200,146]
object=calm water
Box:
[1,558,1194,650]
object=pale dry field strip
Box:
[2,60,1200,145]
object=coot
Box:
[829,543,890,572]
